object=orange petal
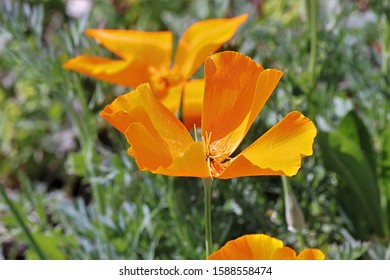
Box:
[125,121,174,171]
[173,14,248,80]
[159,79,204,129]
[159,84,182,116]
[125,123,209,177]
[202,51,282,157]
[207,234,284,260]
[218,111,316,179]
[85,29,172,64]
[64,29,172,87]
[154,142,210,177]
[63,56,145,87]
[100,83,193,154]
[272,247,298,260]
[297,249,325,260]
[182,79,205,129]
[100,84,209,177]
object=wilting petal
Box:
[100,84,194,157]
[202,51,282,156]
[63,56,145,87]
[297,249,325,260]
[207,234,284,260]
[85,29,172,64]
[182,79,205,129]
[173,14,247,80]
[218,111,316,179]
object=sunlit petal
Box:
[100,83,194,158]
[173,14,247,80]
[202,51,282,157]
[217,111,316,179]
[272,247,297,260]
[207,234,284,260]
[207,233,325,260]
[297,249,325,260]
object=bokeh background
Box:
[0,0,389,259]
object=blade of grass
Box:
[0,185,46,259]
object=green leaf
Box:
[318,111,383,239]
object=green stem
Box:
[382,12,390,75]
[308,0,318,86]
[306,0,318,117]
[202,178,213,257]
[0,185,46,259]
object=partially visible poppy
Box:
[64,14,248,128]
[100,51,316,179]
[207,233,325,260]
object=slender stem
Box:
[382,12,390,75]
[0,185,46,259]
[202,178,213,257]
[308,0,318,86]
[306,0,318,117]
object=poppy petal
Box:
[159,84,182,116]
[182,79,205,129]
[202,51,282,157]
[218,111,316,179]
[173,14,248,80]
[155,142,210,177]
[297,249,325,260]
[64,30,172,87]
[100,83,194,157]
[207,234,284,260]
[159,79,204,129]
[272,247,297,260]
[85,29,172,64]
[125,121,173,171]
[63,55,144,87]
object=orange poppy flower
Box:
[207,233,325,260]
[100,51,316,179]
[64,14,248,128]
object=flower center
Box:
[149,66,182,99]
[202,131,232,178]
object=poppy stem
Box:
[202,177,213,257]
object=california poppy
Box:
[207,233,325,260]
[100,51,316,179]
[64,14,248,128]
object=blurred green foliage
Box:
[0,0,389,260]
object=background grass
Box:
[0,0,389,260]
